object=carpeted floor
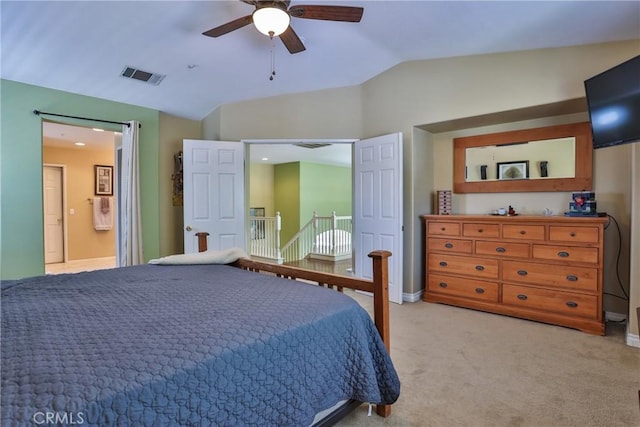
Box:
[337,292,640,427]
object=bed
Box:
[1,250,399,426]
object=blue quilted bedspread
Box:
[1,264,400,426]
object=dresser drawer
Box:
[428,221,460,236]
[503,284,598,319]
[503,224,545,241]
[428,253,499,279]
[475,241,529,258]
[502,261,598,292]
[549,226,599,243]
[428,237,472,254]
[463,223,500,238]
[532,245,599,264]
[428,273,498,302]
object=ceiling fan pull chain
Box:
[269,32,276,81]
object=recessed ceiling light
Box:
[262,157,269,161]
[74,142,86,146]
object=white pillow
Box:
[148,247,248,265]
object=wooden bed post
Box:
[368,250,392,350]
[368,250,393,418]
[195,232,209,252]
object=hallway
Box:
[46,256,116,275]
[282,257,353,276]
[45,255,352,277]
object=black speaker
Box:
[540,161,548,177]
[480,164,487,180]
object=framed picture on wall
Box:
[250,207,265,217]
[95,165,113,195]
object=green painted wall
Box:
[274,162,300,245]
[274,162,351,245]
[1,79,161,279]
[300,162,351,221]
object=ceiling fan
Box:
[202,0,364,54]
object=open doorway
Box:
[42,122,118,274]
[245,140,354,274]
[182,134,403,303]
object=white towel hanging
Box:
[93,197,113,230]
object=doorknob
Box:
[186,225,192,231]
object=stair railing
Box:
[248,211,352,263]
[249,212,282,263]
[280,211,352,262]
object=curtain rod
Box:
[33,110,141,128]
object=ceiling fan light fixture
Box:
[253,6,290,36]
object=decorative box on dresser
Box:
[422,214,608,335]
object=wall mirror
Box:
[453,122,593,193]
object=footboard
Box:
[232,250,393,417]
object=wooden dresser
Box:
[422,214,608,335]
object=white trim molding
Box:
[626,331,640,348]
[403,290,423,303]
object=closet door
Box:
[43,165,64,263]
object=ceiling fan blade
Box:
[288,5,363,22]
[279,26,306,54]
[202,15,253,38]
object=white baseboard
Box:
[403,290,423,303]
[308,252,351,262]
[626,331,640,348]
[250,255,283,264]
[605,311,627,322]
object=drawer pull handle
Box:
[517,294,528,301]
[520,230,526,235]
[496,247,506,253]
[557,251,570,258]
[478,229,483,233]
[475,265,485,271]
[439,261,448,267]
[444,243,453,248]
[566,301,578,308]
[441,227,446,231]
[475,288,485,294]
[570,232,576,237]
[439,282,448,288]
[566,275,578,282]
[517,270,528,276]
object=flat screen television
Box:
[584,54,640,149]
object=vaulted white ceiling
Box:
[2,1,639,121]
[42,121,353,166]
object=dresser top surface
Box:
[421,214,609,224]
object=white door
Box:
[183,140,245,253]
[353,133,403,304]
[43,165,64,264]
